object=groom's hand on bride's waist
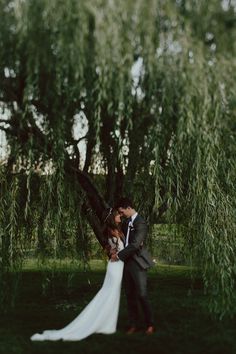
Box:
[110,253,119,262]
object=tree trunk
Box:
[64,157,108,247]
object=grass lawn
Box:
[0,261,235,354]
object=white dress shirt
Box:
[125,212,138,247]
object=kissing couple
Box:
[30,197,155,341]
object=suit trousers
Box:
[123,259,154,327]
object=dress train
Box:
[30,238,124,341]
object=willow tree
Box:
[0,0,236,317]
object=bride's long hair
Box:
[102,208,122,239]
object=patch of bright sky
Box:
[131,56,145,99]
[221,0,236,11]
[0,103,10,163]
[72,110,88,166]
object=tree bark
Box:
[64,158,108,246]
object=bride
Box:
[30,208,124,341]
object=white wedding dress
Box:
[30,237,124,341]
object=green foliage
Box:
[0,0,236,318]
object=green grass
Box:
[0,261,235,354]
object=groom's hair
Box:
[116,197,134,209]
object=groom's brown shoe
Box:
[126,327,138,334]
[145,326,155,335]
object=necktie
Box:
[125,219,132,247]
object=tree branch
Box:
[1,76,19,102]
[0,125,10,133]
[0,119,10,124]
[65,135,88,148]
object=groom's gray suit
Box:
[117,214,154,328]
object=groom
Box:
[110,197,155,335]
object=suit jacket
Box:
[118,214,154,270]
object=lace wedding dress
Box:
[30,237,124,341]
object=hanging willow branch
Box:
[0,0,236,317]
